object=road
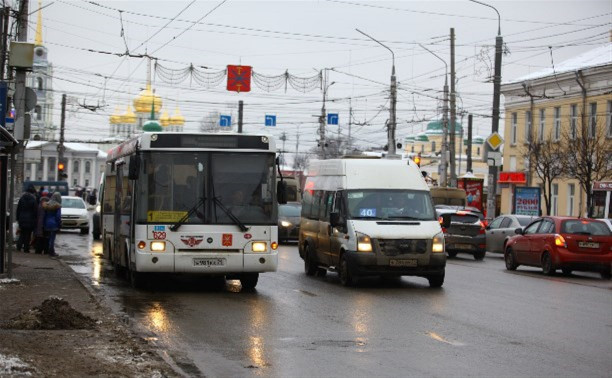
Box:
[57,230,612,377]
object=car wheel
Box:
[561,267,572,276]
[601,267,611,280]
[447,251,458,258]
[474,250,486,261]
[504,248,518,271]
[427,272,445,288]
[339,253,357,287]
[240,273,259,290]
[315,267,327,277]
[541,252,555,276]
[304,244,318,276]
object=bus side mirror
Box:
[277,180,288,204]
[128,156,140,180]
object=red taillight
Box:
[457,211,468,215]
[438,216,444,225]
[482,219,488,227]
[479,221,486,234]
[554,234,566,248]
[441,227,447,234]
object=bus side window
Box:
[103,175,116,213]
[319,191,333,221]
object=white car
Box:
[61,196,89,234]
[597,218,612,232]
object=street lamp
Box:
[356,28,397,156]
[419,44,449,187]
[469,0,503,221]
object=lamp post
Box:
[420,44,449,187]
[356,29,397,156]
[470,0,503,221]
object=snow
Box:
[0,278,20,284]
[0,353,35,376]
[505,43,612,84]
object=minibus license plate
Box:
[193,258,226,267]
[390,259,417,267]
[578,242,599,248]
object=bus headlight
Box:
[432,232,445,253]
[150,241,166,252]
[252,242,267,252]
[357,232,373,253]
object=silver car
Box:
[486,214,537,253]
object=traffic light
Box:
[57,161,67,180]
[413,154,421,167]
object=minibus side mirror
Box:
[128,156,140,180]
[440,213,452,229]
[277,180,288,204]
[330,211,342,227]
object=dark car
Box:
[278,202,301,243]
[505,216,612,278]
[436,207,487,260]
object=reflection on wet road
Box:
[57,233,612,378]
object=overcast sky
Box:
[25,0,611,154]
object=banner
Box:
[514,187,541,216]
[458,178,484,211]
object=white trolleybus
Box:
[101,133,287,289]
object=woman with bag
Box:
[43,192,62,257]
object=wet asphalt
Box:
[56,229,612,378]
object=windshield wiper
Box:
[169,197,206,232]
[212,196,248,232]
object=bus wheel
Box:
[129,269,147,289]
[240,273,259,291]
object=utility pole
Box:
[467,114,473,173]
[0,7,10,81]
[237,100,243,133]
[319,69,334,159]
[14,0,29,189]
[347,104,352,152]
[449,28,457,187]
[279,131,287,166]
[58,94,66,178]
[356,29,397,157]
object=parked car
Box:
[436,207,486,260]
[278,202,301,243]
[597,218,612,232]
[486,214,537,253]
[504,216,612,279]
[60,196,89,234]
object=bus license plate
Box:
[193,258,226,267]
[390,259,417,267]
[578,242,599,248]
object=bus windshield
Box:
[346,189,435,221]
[136,152,276,225]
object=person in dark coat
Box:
[88,189,97,206]
[43,192,62,257]
[34,191,50,254]
[16,184,38,253]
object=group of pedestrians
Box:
[16,184,62,257]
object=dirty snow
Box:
[0,353,36,376]
[0,278,20,284]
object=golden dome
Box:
[120,105,137,124]
[109,106,122,124]
[170,107,185,126]
[133,84,162,113]
[160,110,171,127]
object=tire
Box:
[447,250,458,258]
[339,254,357,287]
[504,248,518,271]
[315,267,328,277]
[427,272,445,288]
[129,268,147,289]
[80,227,89,235]
[304,244,318,276]
[240,273,259,290]
[561,267,572,276]
[474,250,486,261]
[541,252,555,276]
[600,267,611,280]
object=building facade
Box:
[500,44,612,217]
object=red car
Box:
[504,216,612,279]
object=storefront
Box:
[592,181,612,219]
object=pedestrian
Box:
[88,189,97,206]
[16,184,38,253]
[34,190,50,254]
[37,186,45,203]
[43,191,62,257]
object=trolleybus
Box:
[101,132,286,289]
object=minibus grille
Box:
[377,239,428,255]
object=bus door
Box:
[113,164,124,266]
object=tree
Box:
[293,153,310,171]
[309,135,362,160]
[199,111,222,132]
[520,131,564,215]
[561,116,612,217]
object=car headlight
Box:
[356,232,373,253]
[280,220,292,227]
[432,232,445,253]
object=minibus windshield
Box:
[346,189,435,221]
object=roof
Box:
[425,120,463,135]
[26,141,101,153]
[506,43,612,84]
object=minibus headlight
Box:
[252,242,267,252]
[432,232,445,253]
[356,232,373,253]
[150,241,166,252]
[280,220,292,228]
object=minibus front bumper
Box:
[344,250,446,277]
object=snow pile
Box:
[1,297,96,330]
[0,278,20,284]
[0,353,36,376]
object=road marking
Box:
[427,332,465,346]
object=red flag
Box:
[227,65,252,93]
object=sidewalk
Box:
[0,251,179,377]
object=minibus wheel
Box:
[304,244,318,276]
[339,254,357,287]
